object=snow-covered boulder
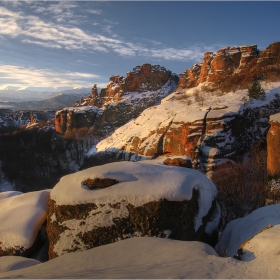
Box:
[47,161,220,259]
[0,190,50,258]
[237,224,280,261]
[216,204,280,257]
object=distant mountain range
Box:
[0,87,93,101]
[0,89,92,111]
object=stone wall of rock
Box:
[177,42,280,90]
[267,113,280,177]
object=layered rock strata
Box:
[47,162,220,259]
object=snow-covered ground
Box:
[1,168,280,277]
[1,234,280,279]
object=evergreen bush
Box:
[248,81,266,100]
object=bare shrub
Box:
[212,143,267,230]
[175,93,190,101]
[194,90,205,106]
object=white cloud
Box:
[88,9,102,15]
[0,5,222,64]
[0,65,100,88]
[22,39,62,49]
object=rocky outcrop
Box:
[55,106,99,134]
[47,161,220,259]
[54,64,178,135]
[85,83,280,172]
[267,112,280,177]
[178,42,280,90]
[258,42,280,64]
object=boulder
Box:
[216,204,280,257]
[0,190,50,258]
[47,161,220,259]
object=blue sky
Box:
[0,1,280,93]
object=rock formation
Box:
[177,42,280,90]
[267,112,280,177]
[85,84,280,172]
[47,161,220,259]
[54,64,178,135]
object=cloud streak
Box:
[0,65,100,88]
[0,5,220,63]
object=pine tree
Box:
[248,81,266,101]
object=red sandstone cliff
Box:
[267,113,280,177]
[177,42,280,90]
[55,64,178,135]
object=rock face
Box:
[86,83,280,172]
[54,64,178,135]
[54,106,99,134]
[178,42,280,89]
[46,161,220,259]
[267,113,280,177]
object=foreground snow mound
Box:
[239,224,280,261]
[0,256,40,273]
[0,191,22,200]
[0,190,50,257]
[2,237,280,279]
[48,161,219,258]
[216,204,280,257]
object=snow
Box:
[50,161,217,232]
[240,224,280,261]
[0,190,50,250]
[0,256,40,273]
[0,191,22,200]
[216,204,280,257]
[2,234,280,279]
[270,112,280,123]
